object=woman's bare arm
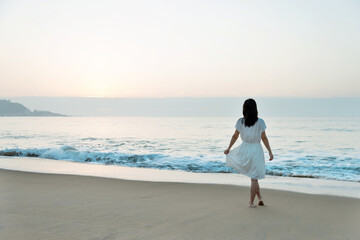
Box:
[224,130,239,154]
[261,131,274,160]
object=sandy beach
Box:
[1,168,359,240]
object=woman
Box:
[224,98,273,208]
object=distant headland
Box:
[0,99,67,117]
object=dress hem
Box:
[226,161,265,180]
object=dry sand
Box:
[1,169,359,240]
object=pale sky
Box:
[1,0,359,98]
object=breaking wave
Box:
[1,146,359,182]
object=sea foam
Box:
[1,146,359,182]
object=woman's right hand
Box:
[224,148,230,154]
[269,152,274,161]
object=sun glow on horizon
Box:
[1,0,359,98]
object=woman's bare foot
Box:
[249,202,256,208]
[258,197,264,206]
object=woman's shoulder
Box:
[235,118,244,129]
[257,118,267,130]
[257,118,265,123]
[237,117,244,124]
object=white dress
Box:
[226,118,266,180]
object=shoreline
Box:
[1,156,360,199]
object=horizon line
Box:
[4,96,360,99]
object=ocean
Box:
[0,116,359,182]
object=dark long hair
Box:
[242,98,258,127]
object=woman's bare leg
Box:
[257,181,264,205]
[257,182,262,200]
[250,179,258,206]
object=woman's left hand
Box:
[269,152,274,161]
[224,148,230,154]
